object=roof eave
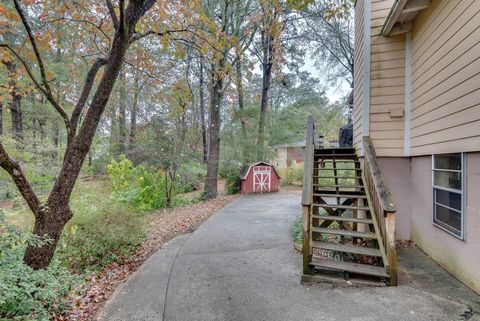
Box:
[381,0,430,37]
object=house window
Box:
[432,153,465,239]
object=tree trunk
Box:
[39,118,46,141]
[257,31,274,160]
[204,63,224,199]
[109,100,118,156]
[22,19,134,269]
[129,76,139,151]
[118,70,127,155]
[10,92,23,142]
[23,206,73,268]
[0,0,156,270]
[5,62,23,142]
[53,46,63,158]
[51,121,60,149]
[0,102,3,136]
[235,58,248,163]
[199,58,208,164]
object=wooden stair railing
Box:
[302,115,315,275]
[362,136,398,285]
[301,118,397,285]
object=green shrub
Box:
[292,165,304,184]
[58,200,146,272]
[291,216,303,245]
[0,214,81,320]
[177,162,206,193]
[225,174,240,195]
[219,162,241,195]
[107,157,168,211]
[279,167,294,185]
[224,168,241,195]
[278,165,303,186]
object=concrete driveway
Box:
[97,192,478,321]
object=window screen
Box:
[432,154,464,239]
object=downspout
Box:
[362,0,371,138]
[404,32,412,156]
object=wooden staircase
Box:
[301,116,397,286]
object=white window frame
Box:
[431,153,466,240]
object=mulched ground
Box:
[57,194,238,321]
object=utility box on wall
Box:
[239,162,280,194]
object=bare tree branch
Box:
[105,0,119,30]
[118,0,125,31]
[70,57,108,138]
[47,17,111,42]
[129,28,190,44]
[0,44,46,95]
[0,140,41,217]
[12,0,71,134]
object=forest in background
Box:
[0,0,353,319]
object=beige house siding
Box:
[353,0,365,153]
[273,147,288,169]
[369,0,405,157]
[353,0,480,295]
[410,0,480,155]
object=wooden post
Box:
[302,205,311,274]
[386,212,397,285]
[301,115,315,275]
[363,136,397,285]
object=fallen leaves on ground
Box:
[57,194,238,321]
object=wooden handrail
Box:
[363,137,396,214]
[301,115,315,206]
[302,115,315,274]
[362,136,397,285]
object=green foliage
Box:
[317,162,355,187]
[225,172,241,195]
[220,73,347,171]
[177,162,206,193]
[279,167,294,185]
[0,137,59,201]
[107,156,198,211]
[108,157,168,211]
[278,165,304,186]
[58,200,146,272]
[291,216,303,245]
[0,214,81,320]
[219,163,241,195]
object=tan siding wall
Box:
[369,0,405,156]
[353,0,365,153]
[410,0,480,155]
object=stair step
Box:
[314,154,356,158]
[311,241,382,257]
[313,204,370,211]
[312,214,373,224]
[313,176,361,179]
[312,227,377,239]
[315,160,360,164]
[313,193,367,199]
[313,184,364,189]
[310,257,389,278]
[315,167,358,171]
[315,148,355,152]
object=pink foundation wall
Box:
[377,154,480,294]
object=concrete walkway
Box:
[97,193,479,321]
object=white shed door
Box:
[253,166,271,193]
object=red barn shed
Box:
[240,162,280,194]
